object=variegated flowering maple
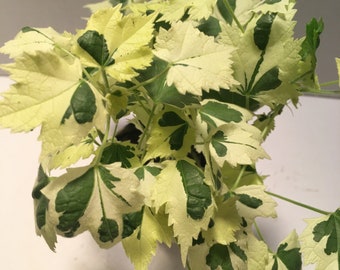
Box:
[0,0,339,269]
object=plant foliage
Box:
[0,0,339,269]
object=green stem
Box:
[93,115,112,166]
[266,191,331,215]
[319,80,339,87]
[231,165,247,190]
[222,0,245,33]
[138,104,158,158]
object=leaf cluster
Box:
[0,0,339,269]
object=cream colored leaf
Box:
[300,213,339,270]
[74,6,156,81]
[0,27,72,59]
[151,160,215,264]
[154,21,238,95]
[202,197,240,246]
[234,185,277,221]
[209,123,269,168]
[219,5,301,107]
[42,164,144,248]
[0,51,82,132]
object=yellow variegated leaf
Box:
[122,207,173,270]
[266,230,302,270]
[42,163,144,248]
[74,6,156,82]
[154,21,238,95]
[234,185,277,221]
[336,58,340,87]
[300,211,340,270]
[130,0,216,22]
[0,27,72,59]
[151,160,215,264]
[209,123,269,168]
[0,51,82,132]
[202,197,240,246]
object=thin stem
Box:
[222,0,245,33]
[319,80,339,88]
[231,165,247,190]
[138,104,158,158]
[266,191,331,215]
[93,115,112,166]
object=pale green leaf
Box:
[38,87,107,171]
[151,160,215,263]
[202,197,241,246]
[234,185,277,221]
[73,6,156,81]
[219,5,301,107]
[154,21,238,95]
[122,207,173,270]
[129,0,216,22]
[245,232,270,270]
[209,123,269,167]
[32,166,57,251]
[336,58,340,87]
[42,164,144,248]
[300,210,340,270]
[0,51,82,132]
[0,27,72,59]
[266,230,302,270]
[143,109,195,162]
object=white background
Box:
[1,0,340,269]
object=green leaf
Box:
[70,81,97,124]
[299,18,324,63]
[77,30,113,66]
[98,218,119,243]
[234,185,277,221]
[236,193,263,209]
[151,160,214,262]
[209,123,269,167]
[312,210,340,255]
[301,210,340,269]
[42,164,144,248]
[100,142,135,168]
[122,210,143,238]
[267,230,302,270]
[138,58,199,108]
[158,111,189,151]
[251,66,282,94]
[198,16,222,37]
[254,12,277,51]
[55,168,96,236]
[199,100,245,129]
[217,0,236,25]
[32,166,57,251]
[206,244,234,270]
[176,160,212,220]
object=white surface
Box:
[0,75,340,269]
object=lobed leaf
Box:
[154,21,238,95]
[42,164,144,248]
[300,209,340,270]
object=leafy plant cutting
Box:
[0,0,339,269]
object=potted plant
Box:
[0,0,339,269]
